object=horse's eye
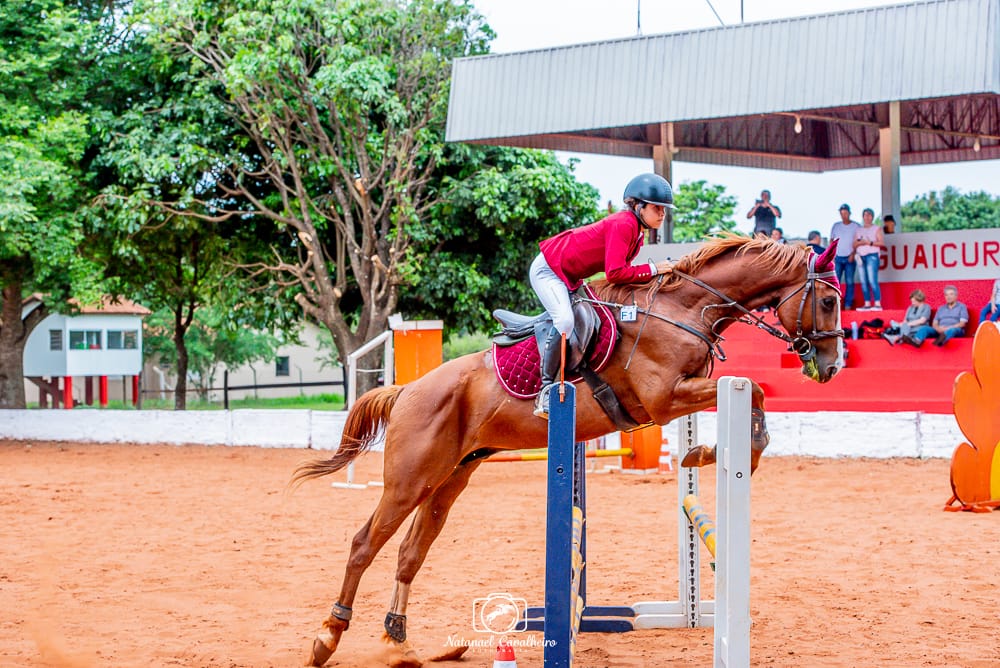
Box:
[821,296,838,310]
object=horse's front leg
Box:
[672,377,769,473]
[375,461,480,666]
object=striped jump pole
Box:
[682,494,717,558]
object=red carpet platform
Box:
[711,308,974,414]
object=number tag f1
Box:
[620,305,637,322]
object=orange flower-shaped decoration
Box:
[945,322,1000,511]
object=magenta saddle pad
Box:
[492,287,617,399]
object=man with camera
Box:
[746,189,782,238]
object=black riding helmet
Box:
[623,173,676,209]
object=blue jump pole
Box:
[542,381,580,667]
[525,379,635,664]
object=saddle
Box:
[491,285,617,399]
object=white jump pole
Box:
[332,331,394,490]
[714,376,751,668]
[632,376,751,668]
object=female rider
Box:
[529,173,675,418]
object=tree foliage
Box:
[403,146,600,332]
[84,14,294,409]
[0,0,105,407]
[901,186,1000,231]
[670,180,739,242]
[143,305,280,400]
[138,0,493,393]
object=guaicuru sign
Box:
[645,228,1000,283]
[879,229,1000,280]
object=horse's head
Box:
[771,240,844,383]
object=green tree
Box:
[670,180,739,242]
[0,0,103,408]
[900,186,1000,231]
[143,305,280,400]
[404,146,600,333]
[139,0,492,393]
[84,1,299,409]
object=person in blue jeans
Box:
[905,286,970,347]
[829,204,860,309]
[980,278,1000,323]
[852,208,885,310]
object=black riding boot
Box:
[533,326,564,419]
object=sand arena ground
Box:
[2,440,999,667]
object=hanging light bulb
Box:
[973,137,982,153]
[793,115,803,134]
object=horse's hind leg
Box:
[382,460,482,660]
[307,487,428,667]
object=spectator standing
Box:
[882,214,897,234]
[747,189,782,237]
[770,227,787,244]
[979,278,1000,324]
[830,204,861,310]
[854,208,885,311]
[904,285,969,347]
[807,231,826,254]
[884,289,931,345]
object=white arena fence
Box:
[0,409,963,459]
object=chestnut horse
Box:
[295,235,844,666]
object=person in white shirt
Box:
[829,204,861,310]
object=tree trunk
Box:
[354,347,385,397]
[173,329,189,410]
[0,281,45,409]
[322,311,393,400]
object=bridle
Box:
[670,251,845,363]
[579,250,845,371]
[673,253,844,363]
[767,252,845,361]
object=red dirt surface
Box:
[3,439,999,667]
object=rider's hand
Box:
[655,260,674,275]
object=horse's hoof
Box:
[306,617,347,667]
[306,634,335,667]
[681,444,716,468]
[381,633,423,668]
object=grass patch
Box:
[443,332,492,360]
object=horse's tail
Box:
[291,384,404,485]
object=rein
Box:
[578,250,844,370]
[577,276,724,373]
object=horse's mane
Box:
[590,233,809,304]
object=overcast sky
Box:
[471,0,1000,239]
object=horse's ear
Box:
[815,239,838,270]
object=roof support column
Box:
[652,122,675,243]
[879,101,901,227]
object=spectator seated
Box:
[714,305,976,413]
